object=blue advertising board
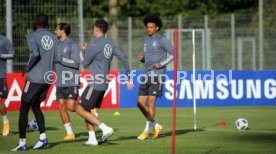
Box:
[119,70,276,108]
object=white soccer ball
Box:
[27,120,38,132]
[235,118,249,131]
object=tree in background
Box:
[83,0,258,17]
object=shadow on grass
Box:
[9,127,59,136]
[47,138,87,149]
[158,128,205,139]
[204,147,221,154]
[75,130,101,138]
[47,134,118,149]
[113,128,205,141]
[236,132,276,142]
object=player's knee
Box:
[58,102,66,110]
[67,104,76,112]
[137,101,143,108]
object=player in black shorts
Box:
[0,35,15,136]
[76,19,133,146]
[54,23,80,140]
[137,15,174,140]
[12,13,58,151]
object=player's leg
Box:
[137,78,150,118]
[0,79,9,136]
[58,99,75,140]
[137,96,151,140]
[31,98,48,149]
[0,98,9,136]
[148,77,163,139]
[85,120,98,146]
[137,96,148,118]
[76,86,114,142]
[147,95,156,121]
[58,99,70,123]
[76,105,101,125]
[66,99,76,112]
[12,81,38,151]
[66,86,78,112]
[60,86,77,140]
[32,84,50,150]
[91,108,98,117]
[65,98,77,139]
[11,100,31,151]
[76,105,103,129]
[76,104,114,142]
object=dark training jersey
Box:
[0,35,15,78]
[26,28,58,83]
[55,37,80,87]
[81,36,130,91]
[142,34,174,76]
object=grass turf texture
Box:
[1,106,276,154]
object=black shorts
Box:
[21,81,51,103]
[0,78,8,98]
[79,86,105,111]
[56,86,79,100]
[138,76,164,97]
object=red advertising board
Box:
[4,71,119,111]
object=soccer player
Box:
[54,23,80,140]
[0,35,15,136]
[137,15,174,140]
[76,19,133,146]
[12,13,58,151]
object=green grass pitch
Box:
[1,106,276,154]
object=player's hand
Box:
[153,63,159,69]
[80,43,87,50]
[21,71,25,77]
[126,80,134,90]
[22,68,27,77]
[138,53,144,61]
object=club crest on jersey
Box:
[152,41,157,47]
[104,44,112,58]
[41,35,53,50]
[63,47,68,53]
[144,43,147,52]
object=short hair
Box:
[143,15,162,31]
[35,13,48,28]
[57,23,71,36]
[94,19,108,34]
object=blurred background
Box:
[0,0,275,72]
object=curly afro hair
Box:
[143,15,162,31]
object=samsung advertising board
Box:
[119,70,276,108]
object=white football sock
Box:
[64,123,74,134]
[98,123,109,132]
[19,138,26,145]
[151,120,157,128]
[2,115,9,124]
[144,121,152,132]
[88,131,97,141]
[40,133,46,140]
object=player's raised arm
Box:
[81,43,99,68]
[114,47,134,90]
[79,43,87,62]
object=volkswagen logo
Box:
[41,35,53,50]
[104,44,112,58]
